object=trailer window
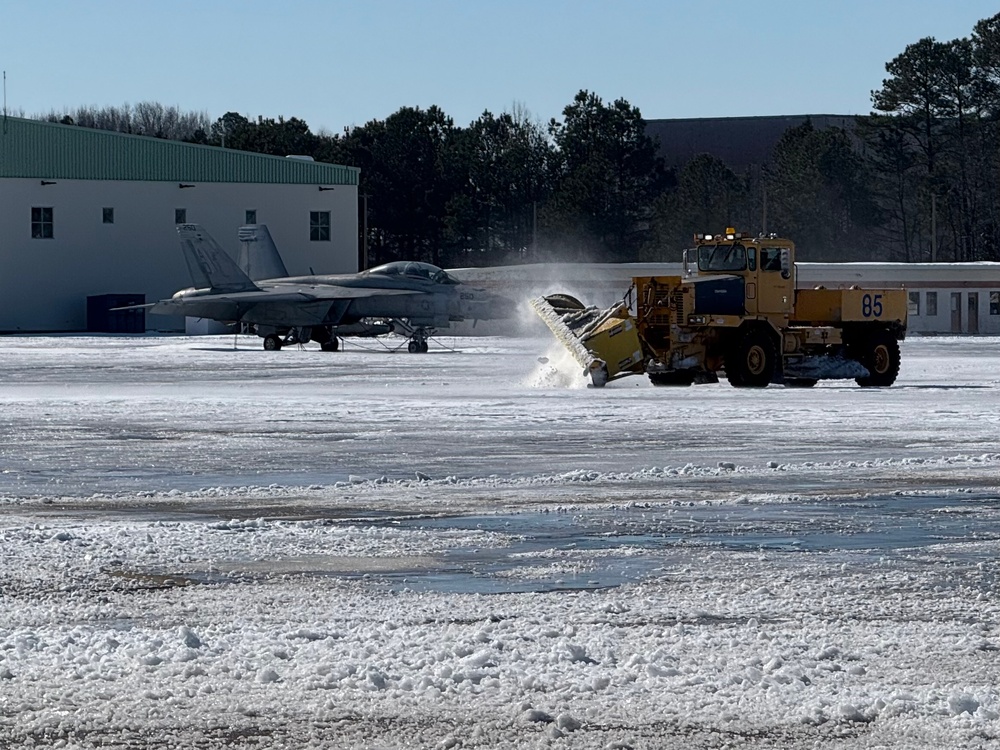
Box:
[927,292,937,316]
[991,291,999,315]
[908,292,920,316]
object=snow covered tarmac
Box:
[1,334,999,748]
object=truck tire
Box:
[727,327,775,388]
[854,328,900,387]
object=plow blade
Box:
[529,295,646,387]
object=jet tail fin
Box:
[237,224,289,281]
[177,224,259,293]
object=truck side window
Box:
[761,248,782,271]
[747,248,757,271]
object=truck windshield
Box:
[698,243,747,272]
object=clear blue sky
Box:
[2,0,997,133]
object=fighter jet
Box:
[149,224,514,352]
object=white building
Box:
[0,116,358,332]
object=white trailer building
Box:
[0,116,359,332]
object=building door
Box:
[968,293,979,334]
[951,293,962,333]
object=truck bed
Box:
[792,287,907,326]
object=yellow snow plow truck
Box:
[531,230,907,388]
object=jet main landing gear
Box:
[389,320,433,353]
[260,327,311,351]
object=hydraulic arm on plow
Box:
[531,230,908,389]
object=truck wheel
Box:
[727,328,775,388]
[855,328,900,387]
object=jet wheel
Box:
[321,338,340,352]
[408,340,429,353]
[263,334,282,351]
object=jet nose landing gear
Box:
[407,333,429,353]
[389,320,432,353]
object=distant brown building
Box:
[644,114,858,172]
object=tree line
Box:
[41,12,1000,265]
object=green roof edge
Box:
[0,116,359,185]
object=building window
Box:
[310,211,331,241]
[175,208,187,224]
[31,207,54,239]
[907,291,920,316]
[103,207,114,224]
[245,210,257,224]
[926,291,938,316]
[991,291,999,315]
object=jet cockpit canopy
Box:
[366,261,459,285]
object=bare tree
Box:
[38,102,210,141]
